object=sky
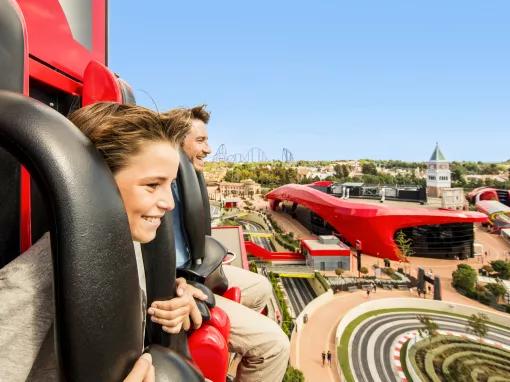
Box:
[109,1,510,162]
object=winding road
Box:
[349,312,510,382]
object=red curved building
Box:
[467,187,510,206]
[266,184,487,261]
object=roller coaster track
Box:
[211,144,295,162]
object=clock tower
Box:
[426,143,451,197]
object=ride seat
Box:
[175,150,239,299]
[0,91,202,381]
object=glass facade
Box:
[396,223,474,259]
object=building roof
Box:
[266,183,487,261]
[429,143,447,161]
[302,238,350,251]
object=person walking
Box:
[366,287,371,298]
[327,350,332,366]
[321,351,326,366]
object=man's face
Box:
[182,119,211,172]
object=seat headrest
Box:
[0,90,142,381]
[177,149,205,262]
[142,214,188,352]
[0,0,25,94]
[196,172,212,235]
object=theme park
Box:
[1,1,510,382]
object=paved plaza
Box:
[268,209,510,381]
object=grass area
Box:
[336,307,510,382]
[411,335,510,382]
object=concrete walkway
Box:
[290,290,411,382]
[290,284,508,382]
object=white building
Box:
[441,188,465,210]
[426,143,451,197]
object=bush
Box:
[283,365,304,382]
[314,272,330,291]
[452,264,477,291]
[481,264,494,274]
[249,261,258,274]
[382,267,401,280]
[476,289,494,305]
[268,272,294,337]
[485,282,507,301]
[490,260,510,280]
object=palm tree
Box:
[416,314,439,342]
[467,313,489,348]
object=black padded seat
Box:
[0,0,26,266]
[0,91,202,381]
[175,150,229,294]
[196,171,212,235]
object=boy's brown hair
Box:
[68,102,191,173]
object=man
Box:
[165,106,289,382]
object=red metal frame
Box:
[17,0,106,82]
[8,0,32,252]
[267,184,487,261]
[244,241,304,261]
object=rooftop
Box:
[429,143,447,162]
[302,237,350,251]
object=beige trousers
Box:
[216,266,290,382]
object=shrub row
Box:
[314,271,331,291]
[452,263,510,313]
[268,271,294,337]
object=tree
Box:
[395,231,414,262]
[334,164,350,178]
[467,313,489,345]
[416,314,439,342]
[451,166,466,186]
[452,264,477,292]
[335,268,345,278]
[490,260,510,280]
[283,365,304,382]
[485,282,507,303]
[361,161,378,175]
[360,266,369,277]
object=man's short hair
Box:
[163,105,210,126]
[189,105,210,124]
